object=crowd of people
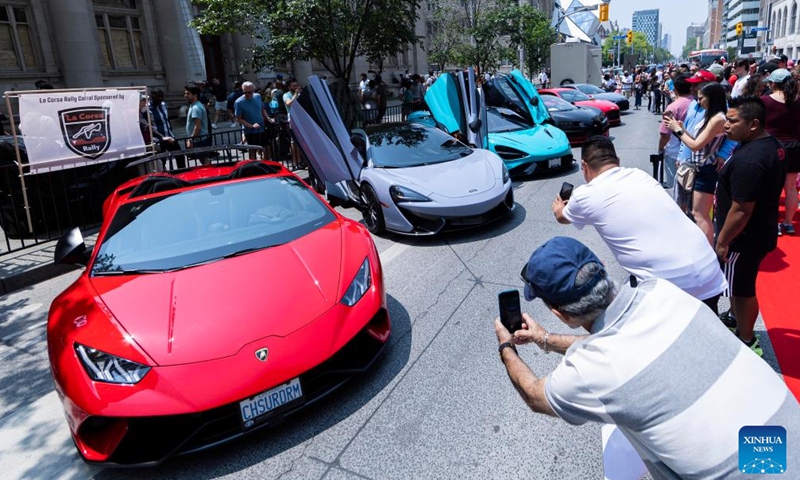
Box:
[495,128,798,477]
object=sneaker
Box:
[211,123,217,129]
[719,310,737,331]
[778,223,783,236]
[740,335,763,357]
[780,223,795,235]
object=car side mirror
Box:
[530,97,539,107]
[54,227,90,266]
[468,119,482,132]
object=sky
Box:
[604,0,708,57]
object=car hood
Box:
[591,93,626,103]
[376,150,498,198]
[89,224,343,366]
[575,99,619,111]
[549,109,599,123]
[491,124,569,151]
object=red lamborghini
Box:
[47,159,390,465]
[538,88,622,126]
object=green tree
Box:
[190,0,421,81]
[682,41,697,60]
[508,5,555,76]
[427,3,466,71]
[457,0,517,74]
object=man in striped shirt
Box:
[495,236,799,478]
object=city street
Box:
[0,106,777,480]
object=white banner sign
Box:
[17,89,146,173]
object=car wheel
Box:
[560,78,574,86]
[361,184,385,235]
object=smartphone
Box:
[559,182,574,201]
[663,110,674,118]
[498,290,523,333]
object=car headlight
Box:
[390,185,430,202]
[75,343,151,384]
[502,163,510,183]
[341,258,371,306]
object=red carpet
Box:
[758,194,800,402]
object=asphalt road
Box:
[0,106,778,480]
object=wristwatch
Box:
[498,341,517,356]
[673,129,684,137]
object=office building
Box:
[632,9,660,46]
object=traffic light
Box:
[599,3,609,22]
[626,30,633,45]
[736,22,743,36]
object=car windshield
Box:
[542,96,577,112]
[367,124,472,167]
[91,176,335,275]
[576,84,605,95]
[558,90,592,103]
[487,108,528,133]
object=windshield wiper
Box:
[93,268,166,276]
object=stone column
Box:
[153,0,206,93]
[291,60,313,84]
[46,0,103,88]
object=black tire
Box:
[560,78,575,86]
[360,184,385,235]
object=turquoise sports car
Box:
[420,69,574,176]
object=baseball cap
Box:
[767,68,793,83]
[707,63,725,77]
[520,237,605,304]
[758,61,780,76]
[686,69,717,83]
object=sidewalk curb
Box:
[0,262,81,296]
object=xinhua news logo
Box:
[739,426,787,474]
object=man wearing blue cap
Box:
[494,236,799,478]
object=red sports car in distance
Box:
[538,88,621,126]
[48,159,390,465]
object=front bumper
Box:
[56,300,390,466]
[393,188,515,235]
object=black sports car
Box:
[562,83,630,112]
[541,96,609,146]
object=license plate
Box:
[548,158,561,168]
[239,378,303,427]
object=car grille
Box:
[616,99,630,111]
[606,110,621,124]
[99,308,390,466]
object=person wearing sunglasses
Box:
[495,236,800,479]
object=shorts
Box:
[721,248,768,297]
[215,101,227,111]
[693,163,718,194]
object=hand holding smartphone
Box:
[559,182,574,202]
[498,290,523,333]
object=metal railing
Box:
[0,106,404,256]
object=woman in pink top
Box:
[761,69,800,235]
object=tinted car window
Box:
[542,96,577,112]
[558,90,592,103]
[367,124,472,167]
[486,108,528,133]
[576,84,605,95]
[92,177,335,275]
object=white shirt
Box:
[731,73,750,98]
[546,278,800,479]
[562,167,727,300]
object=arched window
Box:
[773,12,778,35]
[777,11,783,37]
[792,3,798,34]
[783,7,789,37]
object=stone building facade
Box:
[0,0,429,109]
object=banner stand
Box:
[3,86,155,235]
[4,92,33,234]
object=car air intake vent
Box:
[128,176,191,198]
[229,161,280,179]
[493,146,527,160]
